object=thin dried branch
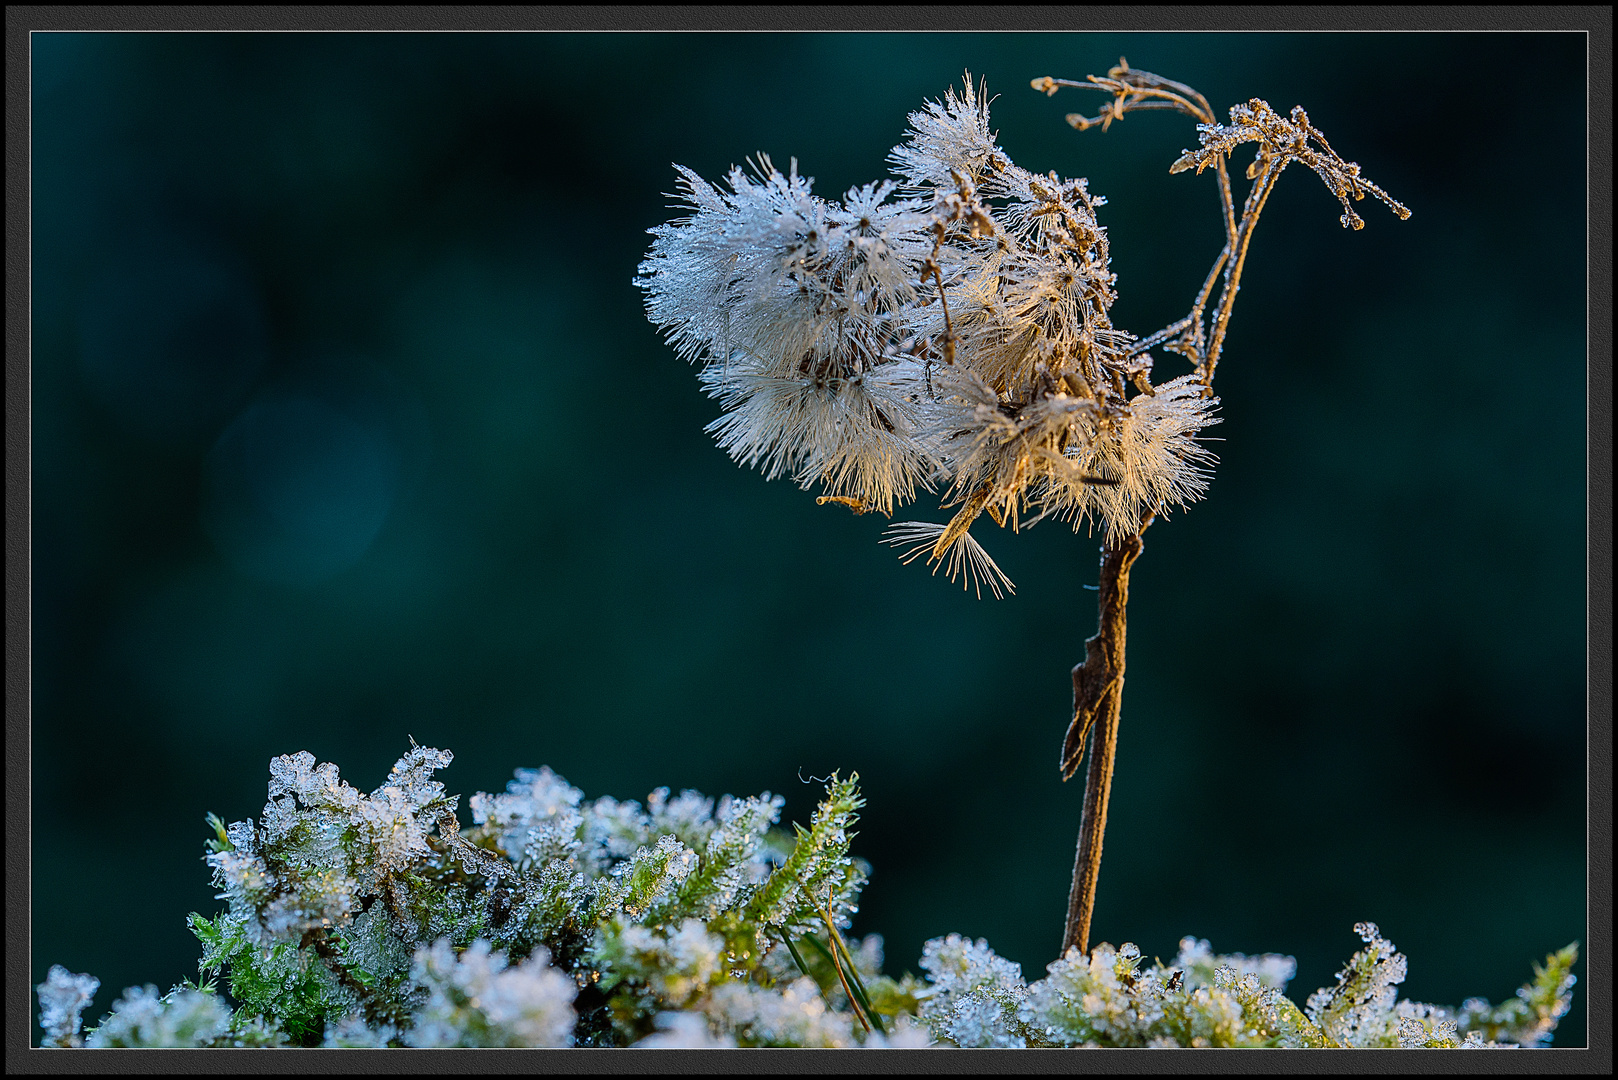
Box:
[1046,61,1410,391]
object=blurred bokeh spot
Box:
[202,395,399,584]
[76,236,268,444]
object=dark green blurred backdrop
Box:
[31,32,1587,1045]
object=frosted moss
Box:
[40,743,1576,1049]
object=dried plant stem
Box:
[1204,158,1285,387]
[1061,529,1145,956]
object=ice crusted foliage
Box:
[1303,920,1408,1046]
[404,940,575,1047]
[914,924,1577,1050]
[1448,942,1580,1049]
[35,966,100,1048]
[42,745,905,1048]
[82,986,234,1048]
[40,745,1577,1049]
[917,934,1036,1047]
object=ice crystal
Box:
[208,746,459,949]
[1168,97,1410,231]
[594,917,725,1008]
[1172,935,1296,992]
[169,746,883,1047]
[743,773,866,946]
[1013,942,1285,1048]
[469,765,584,862]
[903,923,1574,1050]
[677,792,785,918]
[862,1014,935,1048]
[322,1013,400,1048]
[698,977,861,1047]
[1397,1000,1462,1048]
[633,1009,738,1049]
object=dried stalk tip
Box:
[816,495,872,515]
[1169,100,1411,229]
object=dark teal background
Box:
[31,32,1587,1046]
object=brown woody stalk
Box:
[1060,529,1144,955]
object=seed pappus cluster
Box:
[638,65,1408,598]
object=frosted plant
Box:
[861,1014,935,1049]
[403,939,576,1048]
[915,933,1034,1047]
[35,966,100,1048]
[640,59,1410,962]
[1304,920,1408,1047]
[40,745,1576,1050]
[912,922,1576,1050]
[44,743,904,1048]
[207,742,459,951]
[1451,943,1580,1048]
[694,977,861,1048]
[83,985,232,1048]
[634,1009,738,1049]
[593,917,726,1008]
[468,765,584,867]
[322,1014,400,1049]
[1397,1001,1463,1049]
[640,65,1407,578]
[1172,935,1296,992]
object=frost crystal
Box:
[469,765,584,861]
[594,917,725,1008]
[323,1014,400,1048]
[1397,1000,1461,1048]
[863,1014,936,1048]
[700,977,861,1047]
[634,1010,738,1049]
[1173,935,1296,992]
[208,746,458,948]
[1451,942,1578,1048]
